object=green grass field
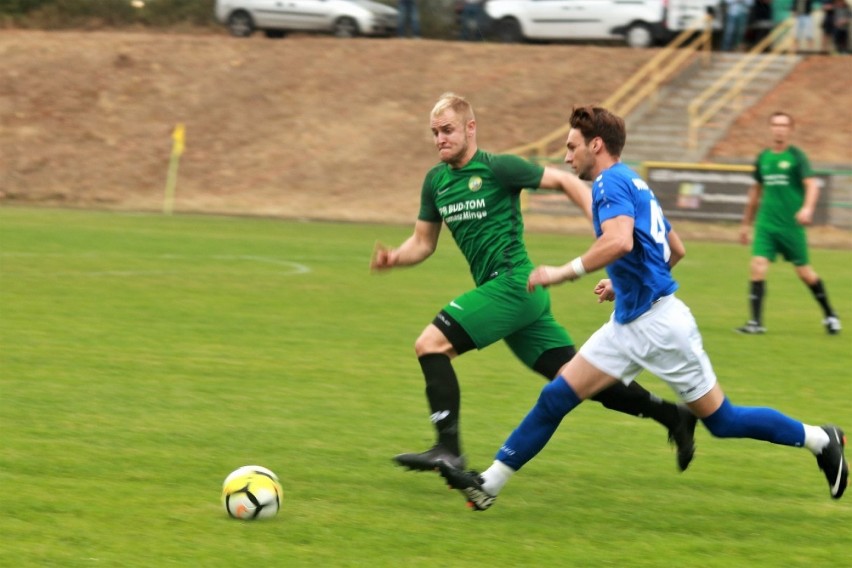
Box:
[1,207,850,567]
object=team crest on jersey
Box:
[468,176,483,192]
[779,160,790,170]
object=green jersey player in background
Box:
[370,92,697,473]
[737,111,841,335]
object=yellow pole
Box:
[163,123,185,215]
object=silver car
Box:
[215,0,399,38]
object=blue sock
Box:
[701,398,805,447]
[496,377,582,470]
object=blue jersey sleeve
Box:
[594,173,634,226]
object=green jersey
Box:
[418,150,544,286]
[753,145,813,231]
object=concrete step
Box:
[621,50,801,164]
[662,92,764,105]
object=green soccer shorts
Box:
[441,265,573,370]
[752,225,810,266]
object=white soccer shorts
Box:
[579,294,718,403]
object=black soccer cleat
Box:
[735,321,767,335]
[668,404,698,472]
[816,425,848,499]
[823,315,842,335]
[436,460,496,511]
[393,444,466,472]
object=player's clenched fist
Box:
[370,241,398,271]
[527,265,566,291]
[528,257,589,291]
[594,279,615,303]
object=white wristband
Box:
[570,257,586,279]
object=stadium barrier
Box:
[522,159,852,231]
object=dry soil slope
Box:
[1,31,850,231]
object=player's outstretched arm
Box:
[539,166,592,222]
[739,182,762,245]
[667,229,686,269]
[527,264,576,290]
[795,177,820,226]
[370,220,441,272]
[527,215,634,291]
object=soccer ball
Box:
[222,465,282,520]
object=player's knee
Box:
[537,382,563,420]
[415,323,456,357]
[795,265,817,284]
[532,346,576,380]
[414,328,439,357]
[750,258,769,279]
[414,338,437,357]
[703,418,740,439]
[537,378,580,420]
[701,399,745,438]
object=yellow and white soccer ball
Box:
[222,465,282,520]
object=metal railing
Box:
[687,18,797,149]
[504,17,715,159]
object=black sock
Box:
[590,381,680,429]
[418,354,461,455]
[808,279,836,318]
[749,280,765,325]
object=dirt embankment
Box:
[1,30,850,245]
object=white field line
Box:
[0,252,311,276]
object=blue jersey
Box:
[592,163,678,324]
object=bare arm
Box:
[538,166,593,222]
[795,176,820,226]
[668,228,686,268]
[739,182,763,245]
[370,220,441,271]
[527,215,634,289]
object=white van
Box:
[484,0,721,48]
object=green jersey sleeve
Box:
[789,145,814,180]
[754,150,767,184]
[489,154,545,193]
[418,166,443,223]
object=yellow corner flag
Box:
[163,123,185,215]
[172,123,185,157]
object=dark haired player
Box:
[438,105,847,510]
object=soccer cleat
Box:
[436,460,496,511]
[668,404,698,472]
[735,321,766,335]
[816,425,848,499]
[393,444,466,472]
[823,315,842,335]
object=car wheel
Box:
[264,30,286,39]
[333,17,359,38]
[495,17,523,43]
[625,23,653,48]
[227,10,254,38]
